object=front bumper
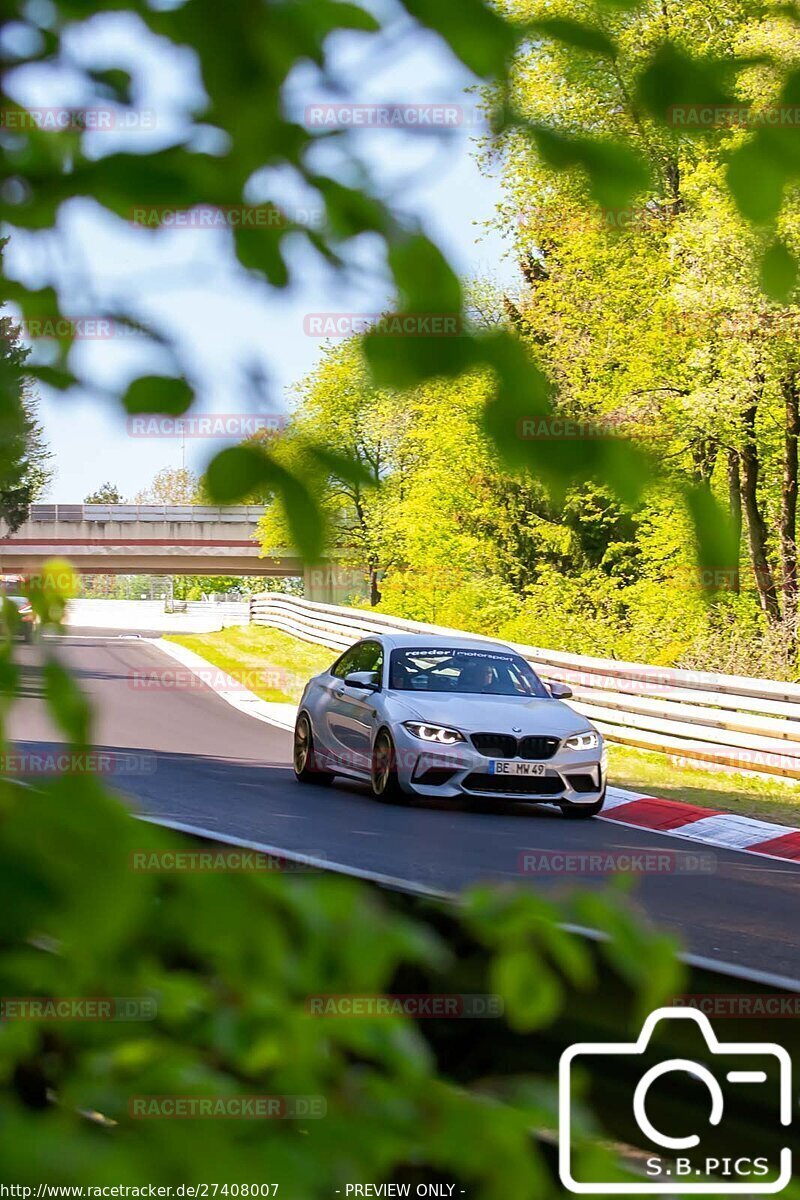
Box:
[392,726,606,806]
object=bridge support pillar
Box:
[303,563,369,605]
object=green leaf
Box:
[528,17,616,57]
[480,332,554,468]
[87,68,133,105]
[205,446,271,503]
[528,127,650,209]
[206,447,324,558]
[401,0,518,77]
[304,444,375,487]
[311,177,389,240]
[24,365,78,390]
[122,375,193,416]
[234,227,289,287]
[684,483,741,591]
[42,657,91,744]
[727,137,787,223]
[271,463,325,561]
[637,43,736,126]
[760,239,797,302]
[389,234,462,314]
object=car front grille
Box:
[470,733,560,760]
[463,773,564,796]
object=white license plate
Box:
[489,761,546,777]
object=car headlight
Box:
[403,722,465,745]
[564,730,600,751]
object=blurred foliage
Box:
[0,588,686,1191]
[3,0,800,562]
[1,0,794,1189]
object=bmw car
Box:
[0,579,37,643]
[293,634,606,817]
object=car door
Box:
[323,641,384,773]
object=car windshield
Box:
[388,647,550,697]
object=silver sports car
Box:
[293,634,607,817]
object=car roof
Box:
[356,632,519,654]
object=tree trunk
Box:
[740,400,781,622]
[727,450,742,594]
[369,565,381,608]
[781,372,799,634]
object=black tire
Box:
[21,624,34,644]
[371,728,404,803]
[293,713,334,785]
[560,789,606,819]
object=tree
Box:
[257,342,410,605]
[0,313,52,531]
[133,466,201,505]
[84,482,123,504]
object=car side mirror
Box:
[344,670,380,692]
[548,681,573,700]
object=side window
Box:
[331,646,361,679]
[356,641,384,678]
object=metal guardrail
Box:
[27,505,263,523]
[250,593,800,781]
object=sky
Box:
[3,6,517,502]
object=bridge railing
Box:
[27,504,263,523]
[250,592,800,782]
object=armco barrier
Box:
[250,593,800,781]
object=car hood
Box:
[386,692,594,737]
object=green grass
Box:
[165,625,335,703]
[168,625,800,825]
[608,744,800,826]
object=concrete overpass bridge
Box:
[0,505,361,603]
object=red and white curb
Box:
[603,788,800,864]
[151,640,800,866]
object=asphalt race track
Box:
[12,629,800,981]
